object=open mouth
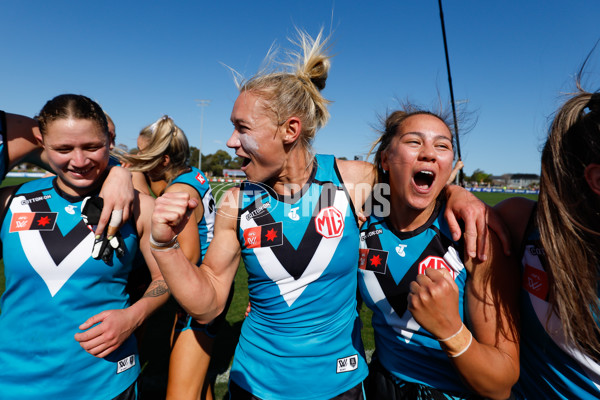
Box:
[241,156,251,169]
[414,170,435,190]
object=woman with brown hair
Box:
[496,69,600,398]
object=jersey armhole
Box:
[333,158,360,227]
[0,183,24,258]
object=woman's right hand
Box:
[151,192,198,243]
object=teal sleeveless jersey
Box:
[358,200,471,396]
[0,178,140,399]
[231,154,368,400]
[170,166,215,260]
[514,211,600,399]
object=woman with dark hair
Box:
[359,106,520,400]
[0,109,134,237]
[0,94,169,400]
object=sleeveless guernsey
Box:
[170,166,215,259]
[0,178,140,399]
[514,210,600,399]
[358,200,471,395]
[231,154,368,400]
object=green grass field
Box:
[0,177,537,399]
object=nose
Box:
[419,142,436,161]
[226,130,241,149]
[71,148,88,166]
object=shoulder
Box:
[336,159,375,187]
[494,197,535,248]
[133,190,155,224]
[166,181,201,200]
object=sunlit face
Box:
[43,118,110,197]
[382,114,454,216]
[227,91,286,182]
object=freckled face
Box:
[382,114,454,214]
[227,91,286,182]
[43,118,110,197]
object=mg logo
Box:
[418,256,455,279]
[315,206,344,238]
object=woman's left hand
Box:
[444,185,511,260]
[97,166,134,238]
[408,268,462,340]
[74,309,137,358]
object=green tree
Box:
[201,150,232,176]
[468,168,492,184]
[189,146,200,169]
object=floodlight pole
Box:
[195,99,211,170]
[438,0,464,186]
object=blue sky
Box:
[2,1,599,176]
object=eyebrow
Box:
[401,131,453,141]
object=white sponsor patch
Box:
[336,354,358,373]
[116,355,136,374]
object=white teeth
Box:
[420,171,433,175]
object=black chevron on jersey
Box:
[366,223,457,318]
[243,183,338,280]
[22,190,92,266]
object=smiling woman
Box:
[0,94,170,400]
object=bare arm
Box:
[151,189,241,323]
[5,112,47,170]
[444,185,512,260]
[96,166,135,238]
[494,196,535,253]
[336,158,508,258]
[130,171,151,196]
[453,232,520,399]
[408,231,520,399]
[163,182,203,264]
[5,112,134,239]
[75,192,170,357]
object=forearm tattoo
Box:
[142,279,170,298]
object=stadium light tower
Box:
[195,99,211,169]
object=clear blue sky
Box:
[2,1,599,176]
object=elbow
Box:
[185,299,224,325]
[473,370,519,400]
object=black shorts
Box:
[227,380,364,400]
[174,283,235,338]
[111,380,138,400]
[365,358,482,400]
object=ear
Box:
[162,154,171,167]
[33,126,44,146]
[380,150,389,172]
[282,117,302,145]
[109,131,116,150]
[584,164,600,196]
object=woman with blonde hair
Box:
[149,30,495,399]
[118,115,220,400]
